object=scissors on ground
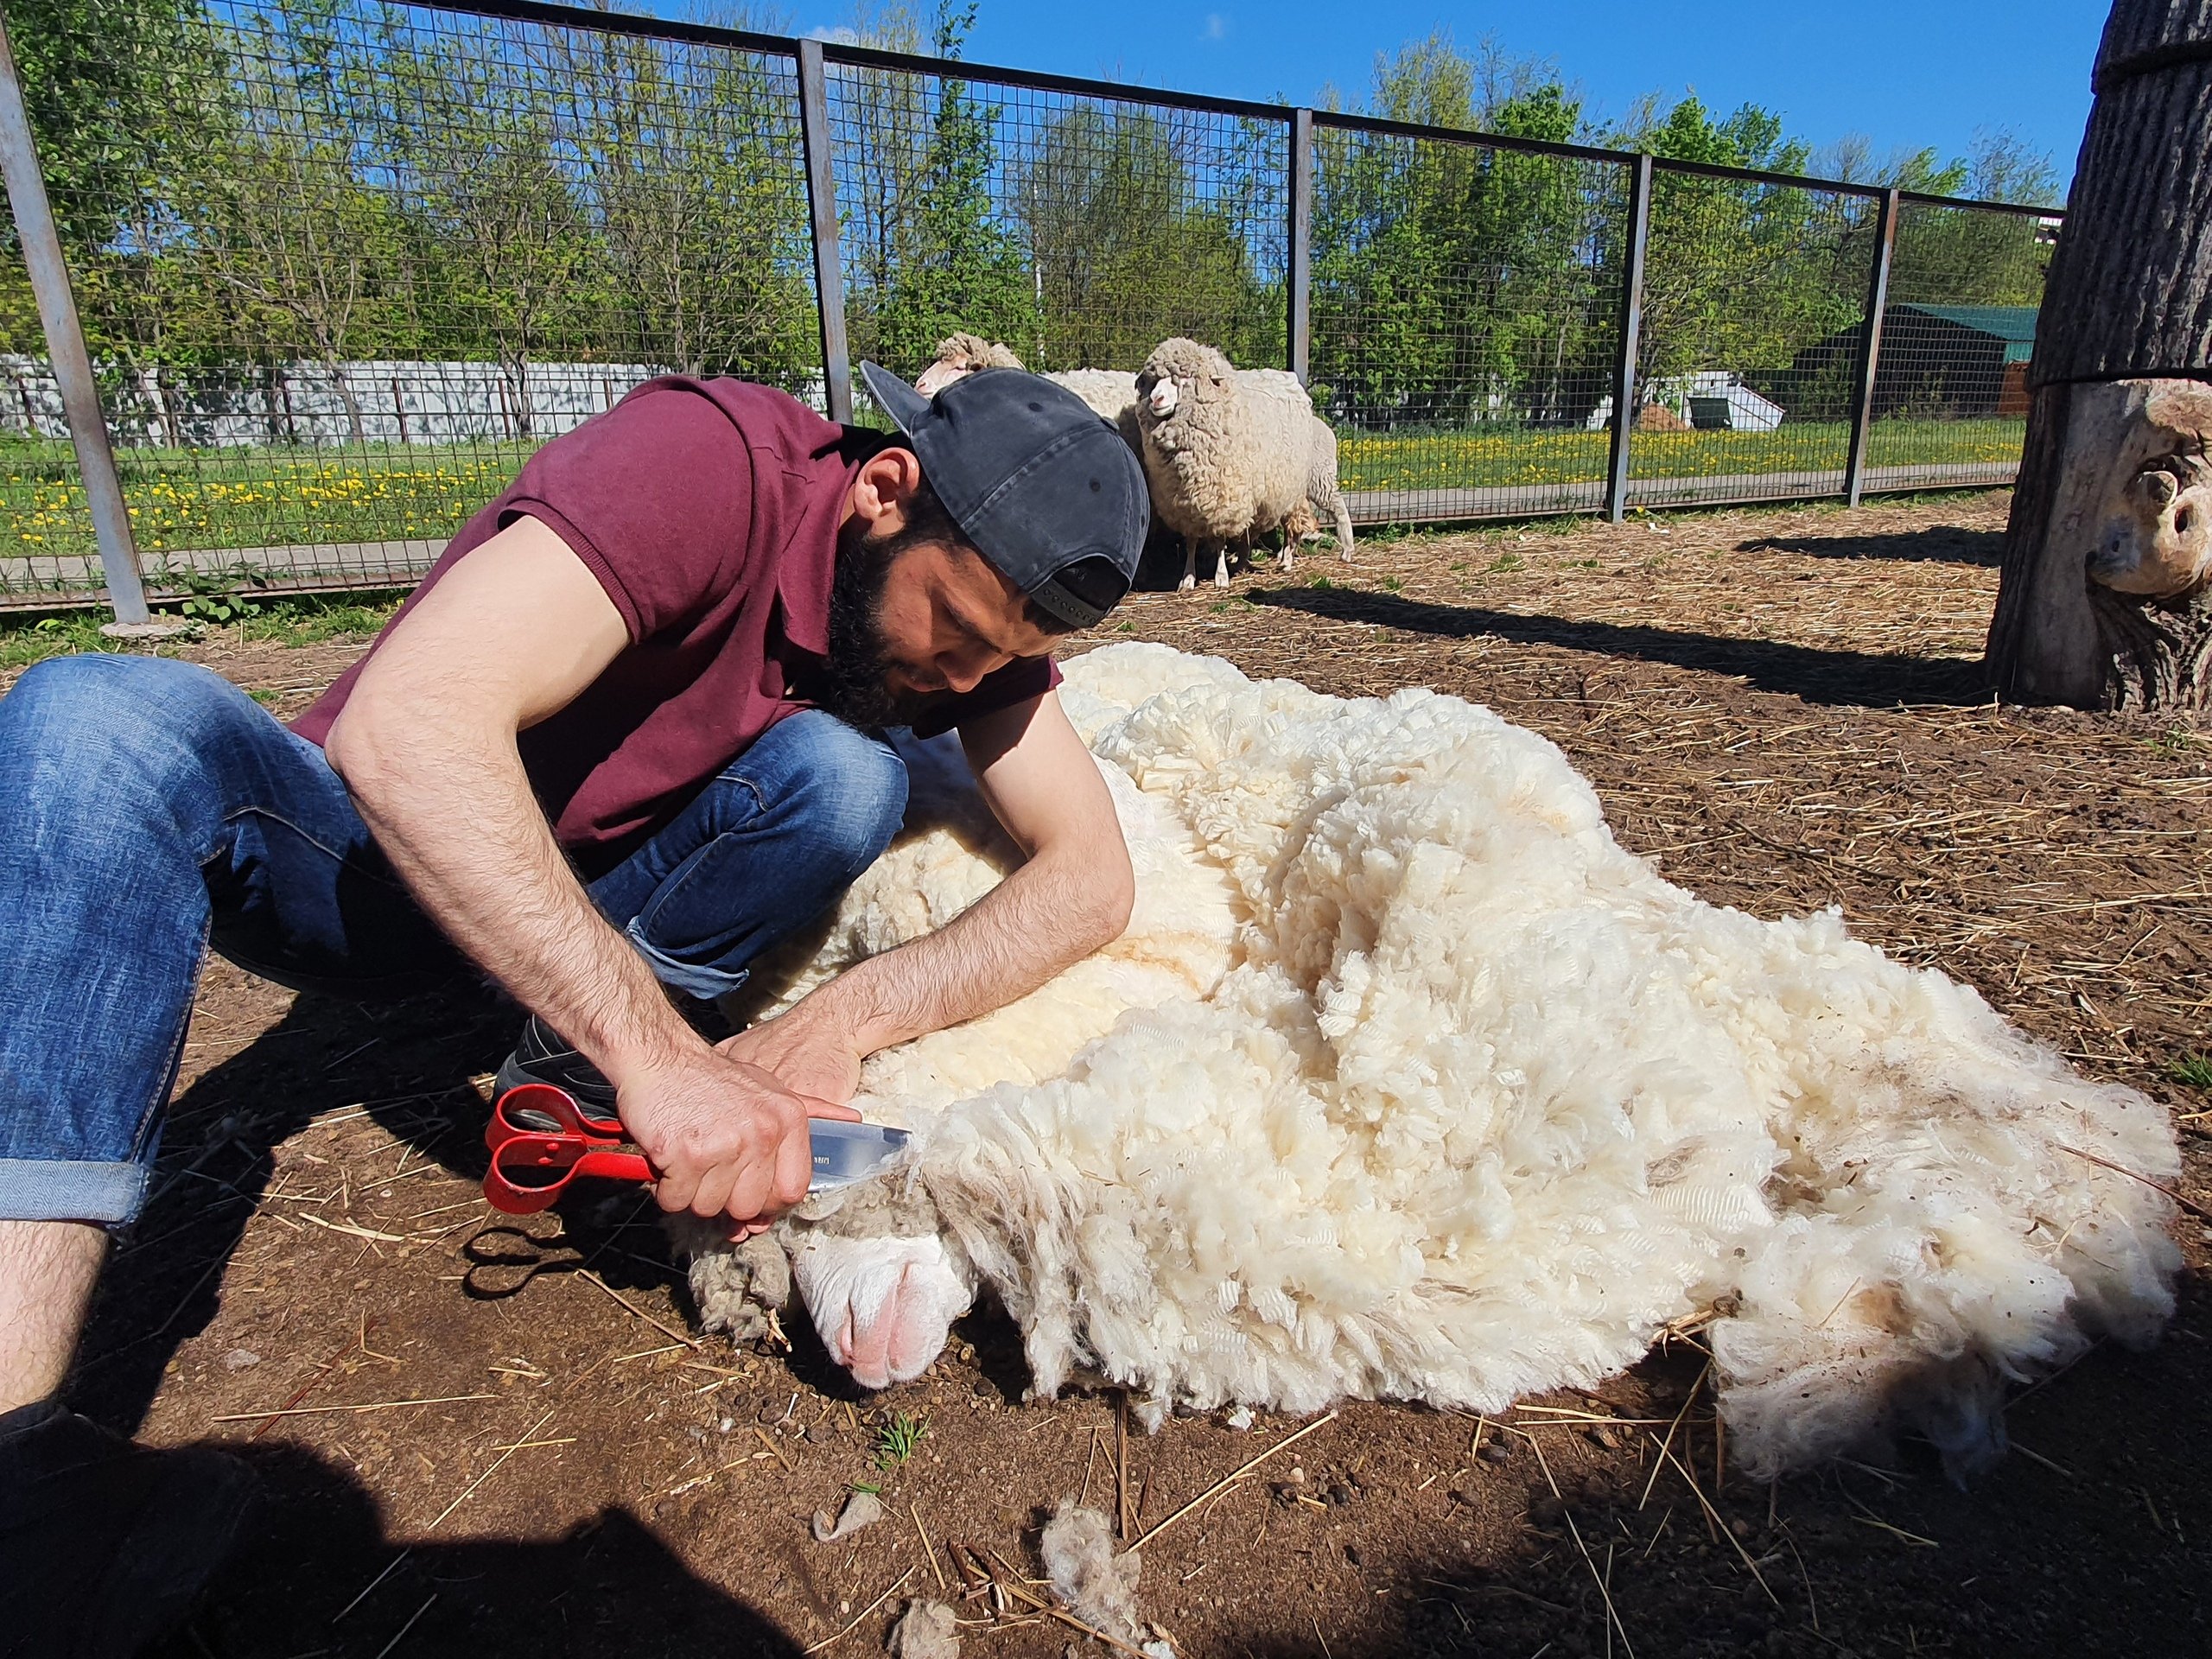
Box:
[480,1081,912,1214]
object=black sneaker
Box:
[493,1014,620,1123]
[0,1400,259,1656]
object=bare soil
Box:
[42,491,2212,1659]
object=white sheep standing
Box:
[911,334,1348,583]
[681,644,2179,1480]
[1135,336,1357,591]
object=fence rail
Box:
[0,0,2059,614]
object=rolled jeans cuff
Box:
[622,918,752,1002]
[0,1157,150,1224]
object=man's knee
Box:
[3,655,245,806]
[771,714,908,878]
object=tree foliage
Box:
[0,2,2056,443]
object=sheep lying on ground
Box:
[682,645,2178,1478]
[1136,337,1356,591]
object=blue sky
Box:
[772,0,2106,192]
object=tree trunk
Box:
[1986,0,2212,708]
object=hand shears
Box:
[480,1082,912,1214]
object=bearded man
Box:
[0,362,1146,1649]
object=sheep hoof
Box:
[1176,572,1197,593]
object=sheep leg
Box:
[1319,482,1356,563]
[1215,536,1242,590]
[1177,537,1198,593]
[1278,529,1296,577]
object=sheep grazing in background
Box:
[1135,337,1355,591]
[679,643,2181,1481]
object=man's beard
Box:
[814,524,931,730]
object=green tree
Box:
[1019,104,1279,372]
[870,3,1038,371]
[556,29,818,387]
[1312,35,1611,427]
[373,20,594,436]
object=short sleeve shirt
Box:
[292,378,1057,876]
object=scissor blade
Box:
[809,1119,911,1190]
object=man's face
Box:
[818,518,1057,729]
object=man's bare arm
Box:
[324,516,844,1224]
[726,687,1134,1097]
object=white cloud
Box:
[1203,12,1227,40]
[807,24,860,42]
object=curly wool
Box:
[1135,337,1351,556]
[703,645,2178,1478]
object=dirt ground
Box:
[38,491,2212,1658]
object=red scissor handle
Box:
[483,1135,655,1214]
[481,1084,652,1213]
[486,1083,623,1154]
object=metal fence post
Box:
[1603,153,1653,524]
[0,8,150,623]
[1842,186,1900,508]
[1287,107,1313,385]
[798,39,853,425]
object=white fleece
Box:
[705,645,2179,1478]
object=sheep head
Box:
[1136,337,1233,429]
[913,333,1026,397]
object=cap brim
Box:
[857,361,934,435]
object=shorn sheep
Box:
[680,645,2179,1478]
[1136,336,1357,591]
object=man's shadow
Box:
[72,977,528,1430]
[149,1442,805,1659]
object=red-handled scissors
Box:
[481,1083,652,1214]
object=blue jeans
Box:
[0,654,907,1225]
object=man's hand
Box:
[618,1046,860,1232]
[717,1009,867,1106]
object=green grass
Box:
[0,591,400,675]
[873,1409,928,1474]
[2170,1054,2212,1091]
[1334,417,2024,494]
[0,437,531,567]
[0,416,2024,591]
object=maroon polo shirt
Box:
[294,378,1057,876]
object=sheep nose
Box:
[1149,381,1179,416]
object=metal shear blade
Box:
[808,1118,911,1189]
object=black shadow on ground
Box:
[1250,587,1993,706]
[149,1443,805,1659]
[1736,524,2004,565]
[73,980,520,1432]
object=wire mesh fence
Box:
[1,0,817,602]
[825,50,1287,435]
[1311,118,1630,524]
[1869,194,2055,489]
[1625,171,1881,508]
[0,0,2062,612]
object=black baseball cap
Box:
[857,360,1147,629]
